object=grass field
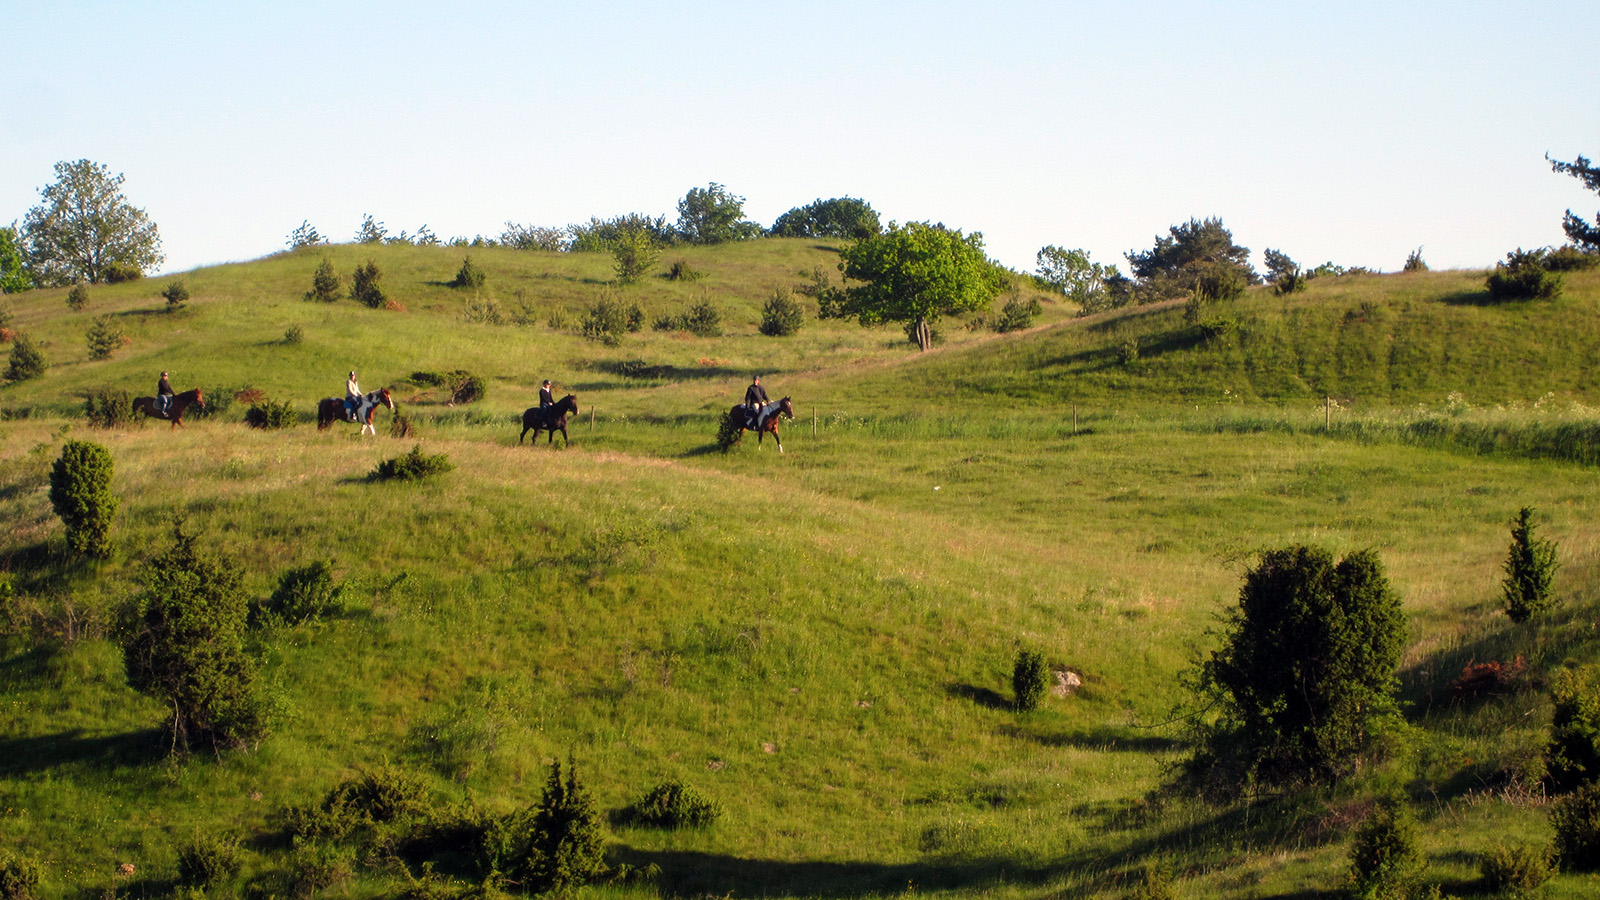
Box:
[2,243,1599,899]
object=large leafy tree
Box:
[1125,216,1255,302]
[674,183,762,245]
[823,221,1008,351]
[1549,153,1600,252]
[770,197,881,239]
[22,160,163,286]
[1035,245,1113,311]
[0,225,32,293]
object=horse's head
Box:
[192,388,205,409]
[563,394,578,414]
[779,397,795,419]
[378,387,395,409]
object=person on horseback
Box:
[156,371,174,416]
[345,370,361,421]
[744,374,769,430]
[538,379,555,426]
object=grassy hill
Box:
[2,243,1599,899]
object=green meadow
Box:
[2,242,1599,898]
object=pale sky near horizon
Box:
[3,1,1597,278]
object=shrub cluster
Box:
[352,260,387,308]
[282,766,433,843]
[1553,781,1600,870]
[715,407,744,451]
[1487,248,1563,301]
[245,398,298,429]
[284,324,304,344]
[667,260,705,282]
[653,300,721,337]
[85,316,126,359]
[992,293,1042,333]
[1546,665,1600,793]
[1346,798,1426,900]
[759,287,805,337]
[252,560,343,627]
[162,279,190,310]
[0,851,41,900]
[619,780,722,829]
[581,297,642,345]
[1477,843,1554,896]
[49,440,118,558]
[103,262,141,283]
[1013,649,1048,711]
[83,385,135,428]
[306,258,341,302]
[6,334,45,382]
[450,373,486,405]
[483,760,609,893]
[176,832,243,888]
[451,256,486,289]
[372,445,454,481]
[1543,245,1600,271]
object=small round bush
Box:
[255,560,342,626]
[1347,798,1425,900]
[244,398,298,429]
[1013,649,1048,711]
[66,283,90,311]
[1487,249,1563,301]
[49,440,118,558]
[372,445,454,481]
[622,780,722,829]
[681,299,722,337]
[85,316,126,360]
[452,255,486,289]
[451,373,486,405]
[759,287,805,337]
[162,279,191,310]
[6,333,46,382]
[176,832,243,888]
[284,324,304,344]
[1552,781,1600,871]
[1478,843,1554,896]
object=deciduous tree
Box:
[1548,153,1600,253]
[0,226,31,293]
[21,160,163,286]
[1035,245,1111,309]
[770,197,881,239]
[1125,217,1255,302]
[823,222,1008,351]
[674,183,762,245]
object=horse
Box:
[132,387,205,428]
[729,396,795,452]
[520,394,579,446]
[318,387,394,435]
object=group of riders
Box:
[149,370,780,429]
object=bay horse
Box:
[520,394,578,446]
[132,387,204,428]
[730,396,795,452]
[318,387,394,435]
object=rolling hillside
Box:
[2,242,1599,899]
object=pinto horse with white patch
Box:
[318,387,394,435]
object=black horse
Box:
[520,394,579,446]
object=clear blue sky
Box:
[3,1,1597,276]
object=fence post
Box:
[590,407,595,432]
[1073,404,1078,435]
[1324,397,1330,431]
[812,406,817,437]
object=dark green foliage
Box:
[667,260,705,282]
[162,279,190,310]
[372,445,454,481]
[1012,649,1048,711]
[352,260,387,308]
[390,410,414,439]
[408,370,448,387]
[1503,507,1559,622]
[769,197,881,239]
[355,214,387,244]
[1347,798,1427,900]
[176,832,243,888]
[284,324,304,344]
[6,333,46,381]
[288,840,355,899]
[83,385,134,428]
[1403,247,1428,272]
[287,220,325,249]
[716,408,743,451]
[760,287,805,337]
[306,258,341,302]
[825,221,1008,351]
[566,214,675,253]
[1553,781,1600,870]
[1477,843,1554,896]
[1487,249,1563,301]
[67,282,89,310]
[85,315,124,359]
[123,521,269,751]
[1189,546,1407,789]
[674,183,762,245]
[254,560,342,627]
[450,373,486,405]
[992,293,1042,333]
[1543,244,1599,271]
[620,780,722,829]
[1125,217,1256,302]
[49,440,118,557]
[1548,153,1600,253]
[1546,666,1600,793]
[611,229,660,285]
[451,256,486,290]
[0,851,41,900]
[581,296,630,345]
[680,299,721,337]
[103,262,142,283]
[245,398,298,429]
[282,765,432,843]
[1265,249,1307,295]
[483,759,608,893]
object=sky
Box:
[3,1,1598,278]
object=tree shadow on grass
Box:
[611,847,1055,898]
[946,682,1013,711]
[0,727,167,777]
[997,723,1182,753]
[1437,289,1500,307]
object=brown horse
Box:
[520,394,578,446]
[132,387,205,428]
[729,396,795,452]
[318,387,394,434]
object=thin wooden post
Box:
[812,406,817,437]
[1073,405,1078,435]
[590,407,595,432]
[1324,397,1330,431]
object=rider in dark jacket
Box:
[157,371,174,415]
[744,375,769,429]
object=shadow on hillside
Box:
[578,359,754,383]
[0,727,167,776]
[680,444,726,458]
[997,723,1182,753]
[610,847,1055,898]
[946,682,1013,711]
[1438,289,1498,307]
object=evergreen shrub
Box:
[67,283,89,310]
[176,832,243,888]
[1013,649,1048,711]
[582,297,630,345]
[1503,507,1559,622]
[162,279,190,310]
[244,398,298,429]
[1546,665,1600,793]
[7,334,45,382]
[352,260,387,308]
[482,760,608,893]
[1552,781,1600,871]
[451,256,486,289]
[85,316,126,359]
[620,780,722,829]
[993,293,1042,333]
[49,440,118,557]
[306,259,341,302]
[83,386,135,428]
[372,445,453,481]
[1477,843,1554,896]
[103,262,142,283]
[1487,249,1563,301]
[254,560,342,627]
[1347,798,1426,900]
[759,287,805,336]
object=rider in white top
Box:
[345,371,361,419]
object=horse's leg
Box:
[560,425,568,446]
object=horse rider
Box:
[744,374,770,430]
[539,379,555,411]
[156,371,174,416]
[345,370,361,420]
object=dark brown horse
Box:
[730,396,795,452]
[520,394,578,446]
[318,387,394,434]
[132,387,204,428]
